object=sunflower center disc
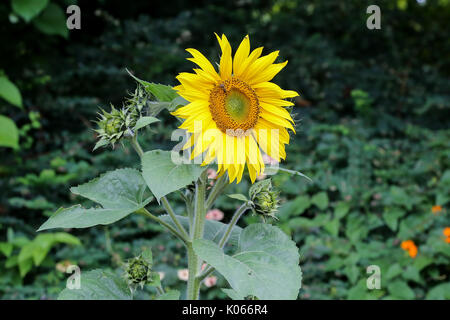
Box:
[225,90,250,121]
[209,78,260,135]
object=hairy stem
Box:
[161,196,189,240]
[186,243,200,300]
[218,202,250,248]
[136,208,187,244]
[186,171,207,300]
[198,202,250,281]
[156,285,165,296]
[130,133,189,243]
[205,174,229,210]
[130,134,144,158]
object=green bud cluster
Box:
[249,179,280,221]
[94,85,148,149]
[124,254,153,290]
[125,84,149,113]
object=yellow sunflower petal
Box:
[233,35,250,77]
[260,102,294,122]
[241,50,279,82]
[186,48,220,81]
[215,33,232,80]
[172,100,209,118]
[248,61,288,85]
[260,110,296,133]
[235,46,264,79]
[253,81,300,99]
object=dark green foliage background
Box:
[0,0,449,299]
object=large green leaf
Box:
[387,280,415,299]
[126,69,186,116]
[38,169,152,231]
[0,116,19,149]
[70,168,150,209]
[33,3,68,38]
[18,233,81,267]
[389,186,412,210]
[134,116,160,130]
[311,191,329,210]
[382,207,405,231]
[12,0,49,22]
[156,290,180,300]
[159,214,242,246]
[426,282,450,300]
[38,205,151,231]
[193,224,302,300]
[126,69,178,102]
[0,242,13,257]
[58,269,132,300]
[0,76,22,108]
[141,150,205,201]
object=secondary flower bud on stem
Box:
[249,179,280,221]
[124,252,153,291]
[94,85,148,149]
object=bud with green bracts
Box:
[248,178,280,221]
[123,248,160,291]
[94,85,148,150]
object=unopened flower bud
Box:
[94,85,149,150]
[125,84,149,114]
[249,179,280,221]
[124,254,152,290]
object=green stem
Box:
[130,134,144,157]
[192,173,207,240]
[161,196,189,240]
[218,202,250,248]
[136,208,187,244]
[156,285,165,296]
[183,190,195,232]
[186,243,200,300]
[186,171,207,300]
[198,202,250,281]
[130,136,189,244]
[205,174,229,210]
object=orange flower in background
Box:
[443,227,450,237]
[432,205,442,214]
[443,227,450,243]
[401,240,418,258]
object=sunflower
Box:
[172,34,298,183]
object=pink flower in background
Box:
[177,269,189,281]
[206,209,224,221]
[207,168,218,180]
[204,276,217,288]
[158,272,165,281]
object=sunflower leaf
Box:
[134,116,160,130]
[38,169,152,230]
[193,223,302,300]
[126,69,178,102]
[159,214,242,246]
[141,149,205,201]
[58,269,132,300]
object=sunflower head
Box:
[172,34,299,184]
